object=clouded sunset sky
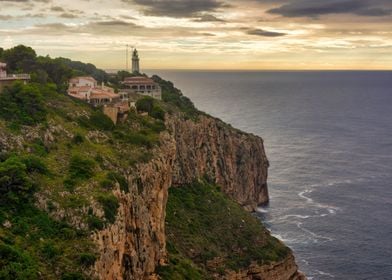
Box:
[1,0,391,70]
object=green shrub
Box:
[68,154,95,180]
[0,82,47,125]
[107,171,128,193]
[78,253,96,267]
[90,111,114,131]
[97,194,119,224]
[61,272,85,280]
[0,243,39,280]
[21,155,48,174]
[136,96,154,113]
[151,105,165,121]
[72,133,84,144]
[77,111,114,131]
[87,215,104,230]
[41,241,60,259]
[0,156,33,204]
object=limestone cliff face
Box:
[93,114,303,280]
[93,133,176,280]
[168,115,269,211]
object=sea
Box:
[147,70,392,280]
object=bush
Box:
[136,96,154,113]
[0,156,33,204]
[41,241,60,259]
[90,111,114,131]
[0,243,39,280]
[97,194,119,224]
[72,133,84,144]
[99,171,128,191]
[151,105,165,121]
[68,154,95,180]
[78,253,96,267]
[87,215,104,230]
[21,155,48,174]
[0,82,47,125]
[77,111,114,131]
[61,272,85,280]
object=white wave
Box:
[315,270,335,278]
[298,189,314,203]
[256,207,269,213]
[296,222,334,243]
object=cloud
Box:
[194,14,225,22]
[50,6,65,12]
[247,28,286,37]
[59,12,79,19]
[267,0,392,18]
[0,15,13,20]
[126,0,226,17]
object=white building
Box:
[68,76,120,105]
[69,76,97,88]
[122,76,162,100]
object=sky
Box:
[1,0,392,70]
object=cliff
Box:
[0,51,304,279]
[90,112,304,279]
[169,115,269,211]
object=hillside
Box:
[0,46,304,280]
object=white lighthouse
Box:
[132,49,140,73]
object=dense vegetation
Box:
[0,46,174,279]
[160,180,290,279]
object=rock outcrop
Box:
[225,254,306,280]
[93,133,176,279]
[169,115,269,211]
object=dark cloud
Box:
[267,0,392,18]
[194,14,225,22]
[126,0,226,17]
[50,6,65,12]
[0,15,13,20]
[247,28,286,37]
[59,12,79,19]
[95,20,137,26]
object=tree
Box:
[2,45,37,72]
[0,82,47,125]
[136,96,154,113]
[0,156,33,203]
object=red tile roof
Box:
[123,76,156,85]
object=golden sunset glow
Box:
[1,0,392,70]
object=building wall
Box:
[71,78,97,88]
[103,106,119,124]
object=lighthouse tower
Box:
[132,49,140,73]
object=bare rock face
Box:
[168,115,270,211]
[93,133,176,280]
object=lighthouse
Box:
[132,49,140,73]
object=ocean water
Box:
[148,70,392,280]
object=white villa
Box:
[122,76,162,100]
[68,76,120,105]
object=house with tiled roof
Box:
[122,76,162,100]
[67,76,120,105]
